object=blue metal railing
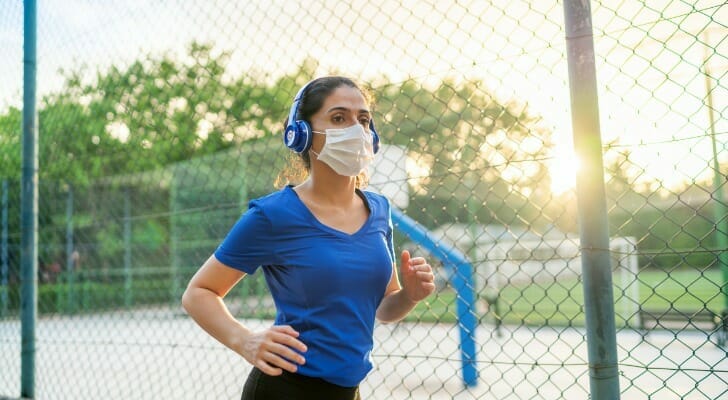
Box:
[391,207,478,387]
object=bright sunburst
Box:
[549,147,580,195]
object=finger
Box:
[400,250,412,273]
[270,330,308,353]
[409,257,426,265]
[266,342,306,365]
[411,263,432,272]
[263,352,302,374]
[271,324,300,337]
[255,359,283,376]
[415,271,435,282]
[421,282,436,293]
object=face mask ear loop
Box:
[309,131,325,159]
[309,130,325,159]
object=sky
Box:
[0,0,726,194]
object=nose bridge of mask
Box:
[315,125,370,149]
[315,123,365,137]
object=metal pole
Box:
[65,185,75,313]
[1,180,8,317]
[170,177,179,305]
[124,187,132,308]
[21,0,39,397]
[703,34,728,337]
[563,1,621,399]
[703,37,728,286]
[390,207,478,387]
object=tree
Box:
[38,42,286,182]
[0,107,21,179]
[373,78,555,230]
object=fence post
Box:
[65,185,75,313]
[703,37,728,335]
[21,0,39,397]
[170,175,180,306]
[563,1,621,399]
[124,187,133,309]
[1,179,7,317]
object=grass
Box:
[405,268,725,326]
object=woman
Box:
[182,76,435,399]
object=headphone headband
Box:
[283,81,313,153]
[286,82,310,136]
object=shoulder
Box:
[247,186,301,226]
[361,189,389,204]
[360,190,391,216]
[249,186,296,208]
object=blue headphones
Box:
[283,80,380,154]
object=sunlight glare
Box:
[549,148,580,195]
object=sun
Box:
[549,147,580,195]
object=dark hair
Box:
[276,76,372,188]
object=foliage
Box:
[374,78,556,229]
[35,43,279,183]
[0,41,722,285]
[0,107,21,178]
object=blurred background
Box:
[0,1,726,399]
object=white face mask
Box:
[311,124,375,176]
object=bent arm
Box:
[376,251,436,323]
[182,255,307,375]
[181,255,251,354]
[376,261,418,323]
[376,280,418,323]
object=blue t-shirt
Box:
[214,185,395,387]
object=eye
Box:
[332,114,345,123]
[359,116,371,126]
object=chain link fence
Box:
[1,0,726,399]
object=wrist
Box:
[400,289,419,305]
[228,324,252,355]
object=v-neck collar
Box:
[286,185,373,238]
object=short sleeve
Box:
[386,223,395,263]
[214,202,276,274]
[384,198,396,263]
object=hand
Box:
[236,325,307,376]
[399,250,436,303]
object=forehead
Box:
[319,85,369,112]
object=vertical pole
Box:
[449,260,478,386]
[390,208,478,386]
[21,0,39,397]
[563,1,621,399]
[124,187,132,308]
[65,185,75,313]
[703,34,728,341]
[170,177,179,305]
[1,180,8,317]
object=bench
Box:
[639,308,727,346]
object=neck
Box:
[301,169,358,207]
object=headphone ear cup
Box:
[372,129,380,154]
[369,120,380,154]
[284,120,313,153]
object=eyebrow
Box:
[325,106,370,114]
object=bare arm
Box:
[376,250,436,323]
[181,255,307,375]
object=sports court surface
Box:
[1,307,725,399]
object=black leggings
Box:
[241,367,361,400]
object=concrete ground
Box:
[1,307,726,399]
